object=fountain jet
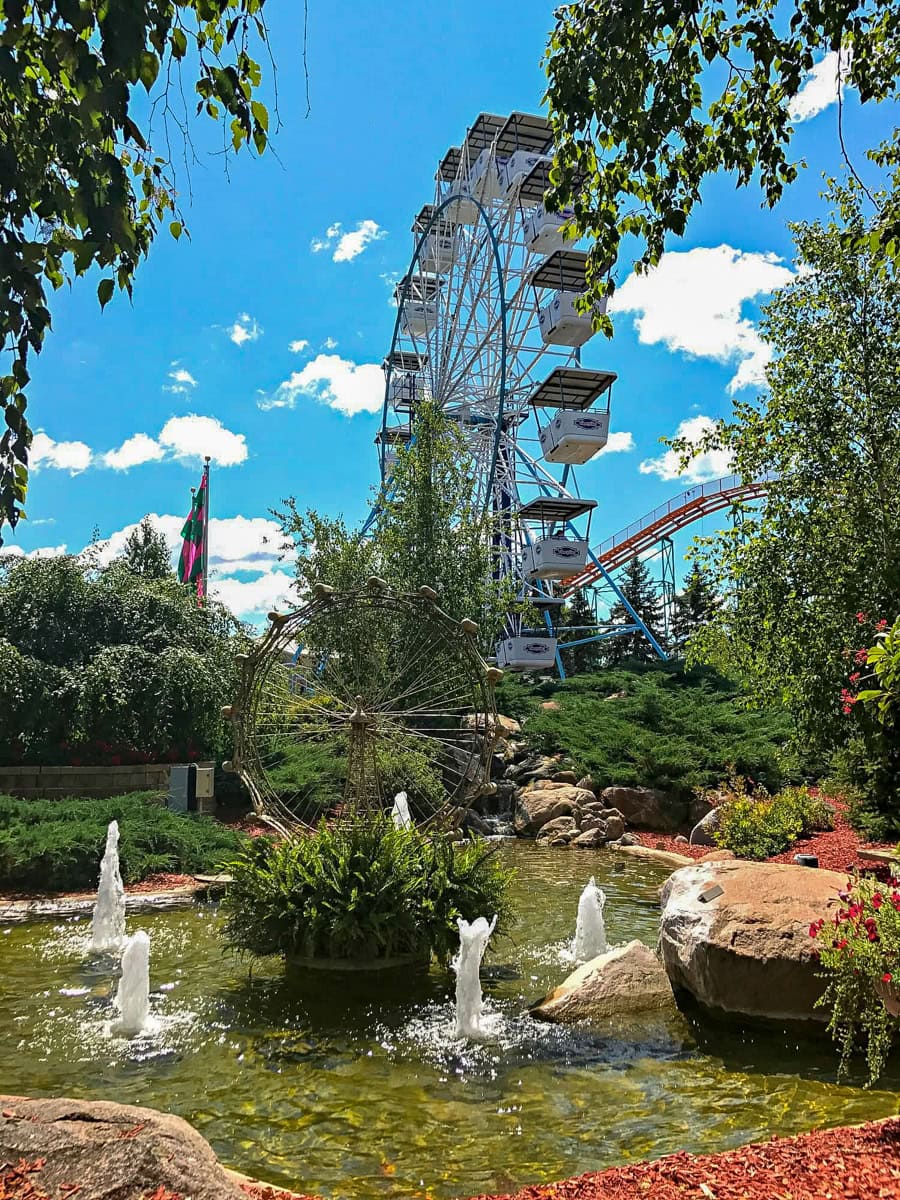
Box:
[114,930,151,1037]
[574,876,607,962]
[390,791,412,830]
[90,820,126,953]
[453,915,497,1039]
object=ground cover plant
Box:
[711,779,834,859]
[497,662,796,800]
[222,815,513,964]
[0,792,247,893]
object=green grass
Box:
[0,791,247,892]
[497,661,797,800]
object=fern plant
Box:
[221,816,514,964]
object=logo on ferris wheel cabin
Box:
[524,642,551,654]
[574,417,604,430]
[553,545,581,559]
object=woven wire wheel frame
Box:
[228,587,498,834]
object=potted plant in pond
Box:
[811,873,900,1084]
[220,814,513,970]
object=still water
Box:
[1,842,898,1199]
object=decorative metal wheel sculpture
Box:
[226,582,500,833]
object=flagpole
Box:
[201,456,210,605]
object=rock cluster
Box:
[532,939,675,1022]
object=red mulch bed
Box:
[468,1117,900,1200]
[636,796,897,875]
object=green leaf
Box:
[169,220,183,240]
[171,28,188,60]
[97,278,115,309]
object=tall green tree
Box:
[121,517,172,579]
[603,556,665,665]
[671,563,720,653]
[544,0,900,323]
[0,0,273,540]
[558,589,603,674]
[278,401,513,644]
[685,179,900,758]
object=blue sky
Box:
[5,2,898,622]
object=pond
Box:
[2,841,899,1200]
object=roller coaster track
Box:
[561,472,777,595]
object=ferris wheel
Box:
[376,112,664,673]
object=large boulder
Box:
[536,815,578,842]
[533,940,675,1023]
[600,786,686,831]
[572,825,607,848]
[514,785,594,836]
[659,860,845,1022]
[0,1096,247,1200]
[690,806,722,846]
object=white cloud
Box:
[164,366,197,394]
[322,336,338,350]
[158,415,248,466]
[30,432,93,473]
[103,433,166,471]
[90,512,295,624]
[598,431,635,455]
[261,353,383,416]
[611,245,792,393]
[311,219,387,262]
[0,543,68,560]
[789,48,852,122]
[289,338,309,354]
[229,313,262,346]
[211,571,298,619]
[639,415,733,483]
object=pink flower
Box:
[849,672,861,684]
[854,648,869,665]
[857,612,868,624]
[876,619,889,632]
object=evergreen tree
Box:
[602,556,665,665]
[121,518,172,580]
[558,590,602,675]
[671,564,720,653]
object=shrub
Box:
[496,661,796,798]
[713,780,833,859]
[0,792,247,892]
[812,873,900,1085]
[221,816,514,964]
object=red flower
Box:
[883,973,893,983]
[857,612,868,624]
[873,893,883,909]
[876,619,889,632]
[809,919,825,937]
[849,672,861,685]
[835,938,849,950]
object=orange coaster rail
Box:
[561,472,776,595]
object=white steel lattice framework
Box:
[374,112,667,673]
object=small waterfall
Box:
[90,820,126,953]
[390,791,412,830]
[114,930,151,1037]
[574,876,607,962]
[452,915,497,1039]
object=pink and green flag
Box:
[177,476,207,597]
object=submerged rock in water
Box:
[533,940,674,1023]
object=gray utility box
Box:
[168,764,216,814]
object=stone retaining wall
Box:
[0,763,181,799]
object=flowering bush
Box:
[839,614,900,837]
[812,874,900,1084]
[712,777,833,860]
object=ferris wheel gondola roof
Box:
[495,112,553,155]
[518,496,597,522]
[463,113,507,156]
[384,350,427,372]
[528,368,617,410]
[412,204,436,233]
[394,273,442,302]
[437,147,462,182]
[530,249,590,292]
